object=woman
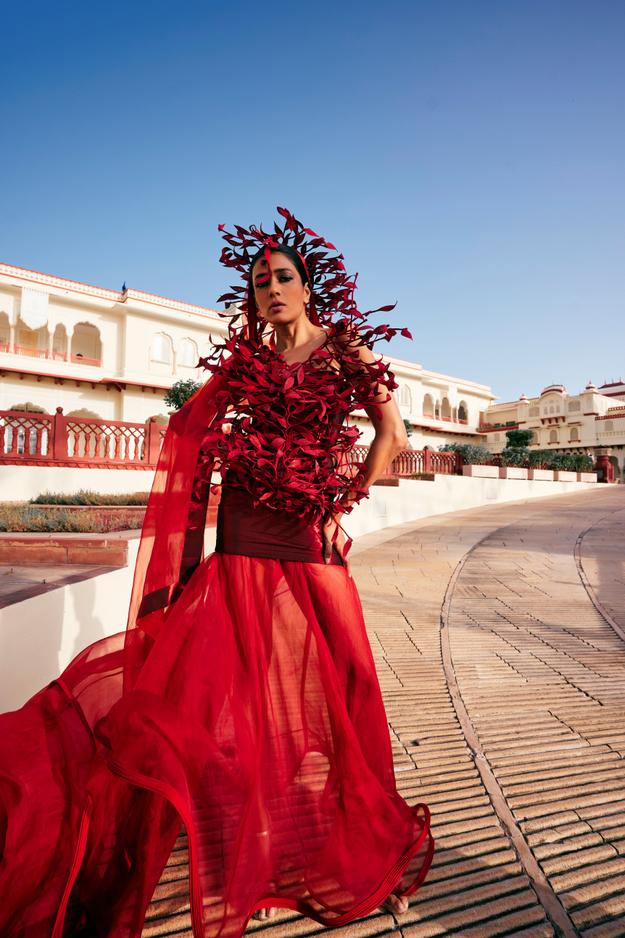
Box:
[0,208,434,937]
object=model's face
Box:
[251,253,311,323]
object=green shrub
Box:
[438,443,493,465]
[0,504,144,532]
[547,451,571,471]
[164,379,202,412]
[570,453,595,472]
[505,429,534,448]
[500,447,530,467]
[528,450,551,468]
[29,489,150,506]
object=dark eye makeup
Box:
[255,275,292,288]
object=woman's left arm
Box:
[321,339,408,567]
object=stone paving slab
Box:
[141,486,625,937]
[0,561,119,606]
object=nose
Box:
[269,276,280,297]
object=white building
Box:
[374,357,493,449]
[0,263,495,454]
[479,382,625,478]
[0,263,225,425]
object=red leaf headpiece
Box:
[206,206,413,360]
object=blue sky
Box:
[2,0,623,402]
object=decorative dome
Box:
[519,393,528,401]
[540,384,567,397]
[584,380,597,392]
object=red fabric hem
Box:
[244,804,434,929]
[49,747,434,938]
[51,794,93,938]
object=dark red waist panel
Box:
[215,484,344,566]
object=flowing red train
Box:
[0,371,434,937]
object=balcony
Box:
[0,341,102,368]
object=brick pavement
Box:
[143,486,625,937]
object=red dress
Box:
[0,332,434,938]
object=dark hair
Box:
[249,243,311,290]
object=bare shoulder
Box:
[326,324,378,374]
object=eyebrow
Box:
[254,268,293,282]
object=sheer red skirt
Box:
[0,485,434,938]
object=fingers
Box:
[322,514,336,564]
[321,518,351,574]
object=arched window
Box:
[549,429,559,444]
[72,322,101,366]
[441,397,451,420]
[151,332,172,364]
[399,384,412,409]
[570,428,580,442]
[423,394,434,417]
[458,401,468,421]
[179,337,198,368]
[16,318,47,357]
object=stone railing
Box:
[351,444,460,477]
[0,408,166,469]
[0,411,461,476]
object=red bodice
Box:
[201,331,384,522]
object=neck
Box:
[271,318,325,353]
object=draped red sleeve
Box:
[127,371,229,645]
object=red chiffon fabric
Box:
[0,371,434,938]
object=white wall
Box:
[0,538,140,712]
[1,465,157,500]
[341,474,603,540]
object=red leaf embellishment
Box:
[205,207,408,520]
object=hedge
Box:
[29,489,150,506]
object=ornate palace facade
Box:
[479,382,625,479]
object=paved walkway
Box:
[143,486,625,938]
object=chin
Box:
[267,311,294,325]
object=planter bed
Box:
[0,532,132,567]
[498,467,529,480]
[528,468,555,481]
[462,465,499,478]
[36,503,148,524]
[0,502,220,533]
